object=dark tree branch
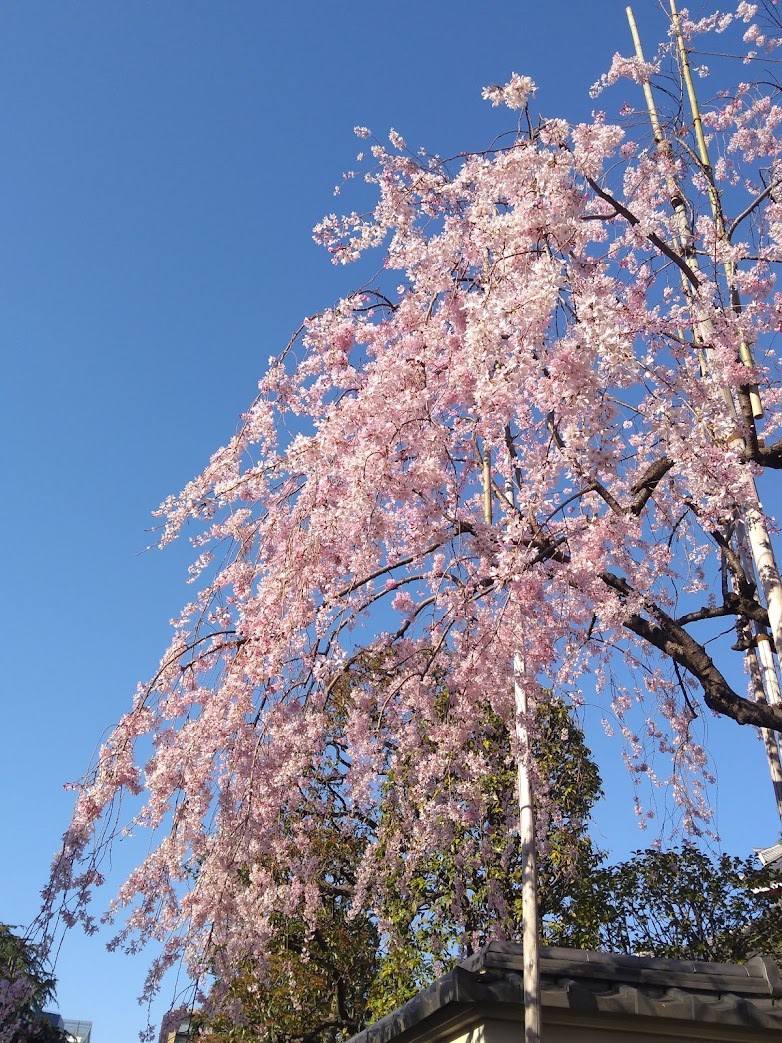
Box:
[745,435,782,469]
[601,571,782,731]
[675,592,769,627]
[709,527,757,599]
[583,176,701,289]
[728,179,782,238]
[629,458,674,515]
[735,382,762,459]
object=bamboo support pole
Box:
[483,446,493,526]
[668,0,763,418]
[741,492,782,687]
[740,622,782,819]
[626,7,714,383]
[759,721,782,821]
[736,516,782,715]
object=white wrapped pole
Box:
[489,454,541,1042]
[736,518,782,824]
[514,653,541,1043]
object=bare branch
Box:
[675,594,769,628]
[729,180,782,239]
[583,176,701,289]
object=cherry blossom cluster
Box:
[0,971,35,1043]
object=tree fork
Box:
[603,570,782,732]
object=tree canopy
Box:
[44,0,782,1021]
[0,925,64,1043]
[560,846,782,964]
[192,843,782,1043]
[192,698,602,1040]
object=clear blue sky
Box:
[2,2,780,1040]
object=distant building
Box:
[757,842,782,871]
[62,1018,93,1043]
[159,1011,193,1043]
[42,1013,92,1043]
[756,843,782,899]
[347,942,782,1043]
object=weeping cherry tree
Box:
[43,1,782,1029]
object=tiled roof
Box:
[756,842,782,868]
[348,943,782,1042]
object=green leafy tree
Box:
[550,847,782,964]
[0,925,65,1043]
[191,907,378,1043]
[366,699,604,1018]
